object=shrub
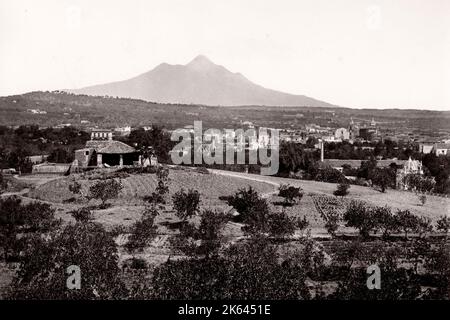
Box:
[295,215,310,232]
[9,222,127,299]
[68,181,81,195]
[125,257,148,270]
[172,189,201,220]
[404,174,435,192]
[278,184,303,205]
[194,166,210,174]
[418,194,427,206]
[436,216,449,234]
[315,167,346,183]
[69,207,93,223]
[333,182,350,198]
[325,213,339,237]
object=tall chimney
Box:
[320,139,324,162]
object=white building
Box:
[419,143,434,154]
[334,128,350,141]
[434,143,450,156]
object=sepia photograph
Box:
[0,0,449,310]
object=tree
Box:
[333,182,350,198]
[343,201,377,239]
[305,137,318,148]
[240,197,271,235]
[357,158,377,180]
[370,167,395,193]
[155,166,169,196]
[0,172,7,193]
[89,179,123,208]
[415,216,432,237]
[0,197,59,260]
[395,209,419,239]
[47,147,73,163]
[278,184,303,206]
[127,126,174,163]
[172,189,201,220]
[221,237,310,299]
[372,206,396,238]
[171,210,228,257]
[125,206,158,252]
[266,211,296,239]
[9,222,127,299]
[227,186,267,223]
[145,166,170,205]
[0,197,25,260]
[151,237,310,300]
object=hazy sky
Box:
[1,0,449,110]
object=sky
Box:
[0,0,449,110]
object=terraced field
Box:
[28,169,275,207]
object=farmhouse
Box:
[74,129,139,168]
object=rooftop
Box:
[85,140,136,154]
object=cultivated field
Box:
[210,169,450,222]
[18,167,449,239]
[18,167,449,233]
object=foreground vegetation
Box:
[0,166,448,300]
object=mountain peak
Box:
[187,55,215,69]
[69,55,333,107]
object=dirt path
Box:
[0,188,30,197]
[208,169,280,198]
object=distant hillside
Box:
[67,55,333,107]
[1,92,449,136]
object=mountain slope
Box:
[67,55,333,107]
